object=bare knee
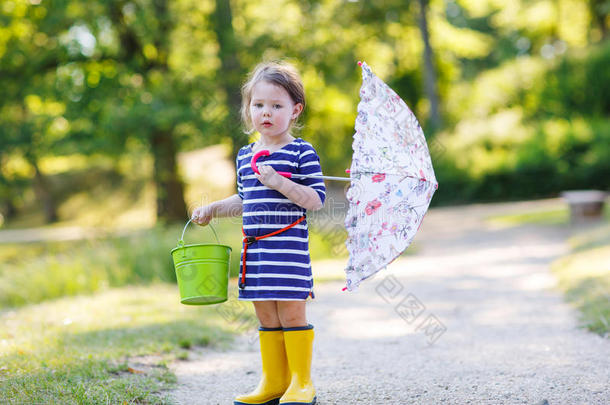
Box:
[253,301,281,328]
[277,301,307,328]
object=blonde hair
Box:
[240,60,306,134]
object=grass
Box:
[487,207,570,226]
[486,202,610,227]
[0,218,248,308]
[0,284,255,404]
[551,223,610,337]
[0,225,182,308]
[566,223,610,253]
[0,214,351,308]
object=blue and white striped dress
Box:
[236,137,326,301]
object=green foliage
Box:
[1,0,608,218]
[0,217,250,308]
[0,212,359,308]
[552,224,610,336]
[434,39,610,205]
[0,285,243,403]
[309,222,348,260]
[433,115,610,204]
[538,40,610,117]
[0,226,176,308]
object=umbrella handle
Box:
[251,150,293,178]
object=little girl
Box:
[192,61,325,405]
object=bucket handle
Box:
[178,219,220,247]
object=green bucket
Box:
[171,220,232,305]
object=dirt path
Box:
[170,198,610,404]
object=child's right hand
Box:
[191,205,214,226]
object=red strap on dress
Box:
[240,215,306,289]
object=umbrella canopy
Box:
[344,61,438,291]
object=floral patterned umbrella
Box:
[343,61,438,291]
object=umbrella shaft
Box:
[291,174,351,182]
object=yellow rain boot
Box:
[234,327,291,405]
[279,325,316,405]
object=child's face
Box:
[249,80,303,141]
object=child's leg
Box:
[253,301,282,328]
[234,300,289,405]
[278,301,316,404]
[276,301,307,328]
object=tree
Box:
[417,0,442,131]
[0,0,82,223]
[212,0,246,161]
[104,0,188,221]
[589,0,610,40]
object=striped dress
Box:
[236,137,326,301]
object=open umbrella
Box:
[343,61,438,291]
[250,61,438,291]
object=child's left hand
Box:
[255,165,284,190]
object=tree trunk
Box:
[149,0,187,221]
[0,182,18,222]
[151,130,187,222]
[212,0,244,163]
[417,0,442,131]
[589,0,609,41]
[0,156,15,221]
[555,0,561,41]
[3,199,17,220]
[30,158,58,223]
[108,0,188,222]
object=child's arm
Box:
[191,194,243,226]
[256,165,323,211]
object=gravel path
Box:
[170,199,610,404]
